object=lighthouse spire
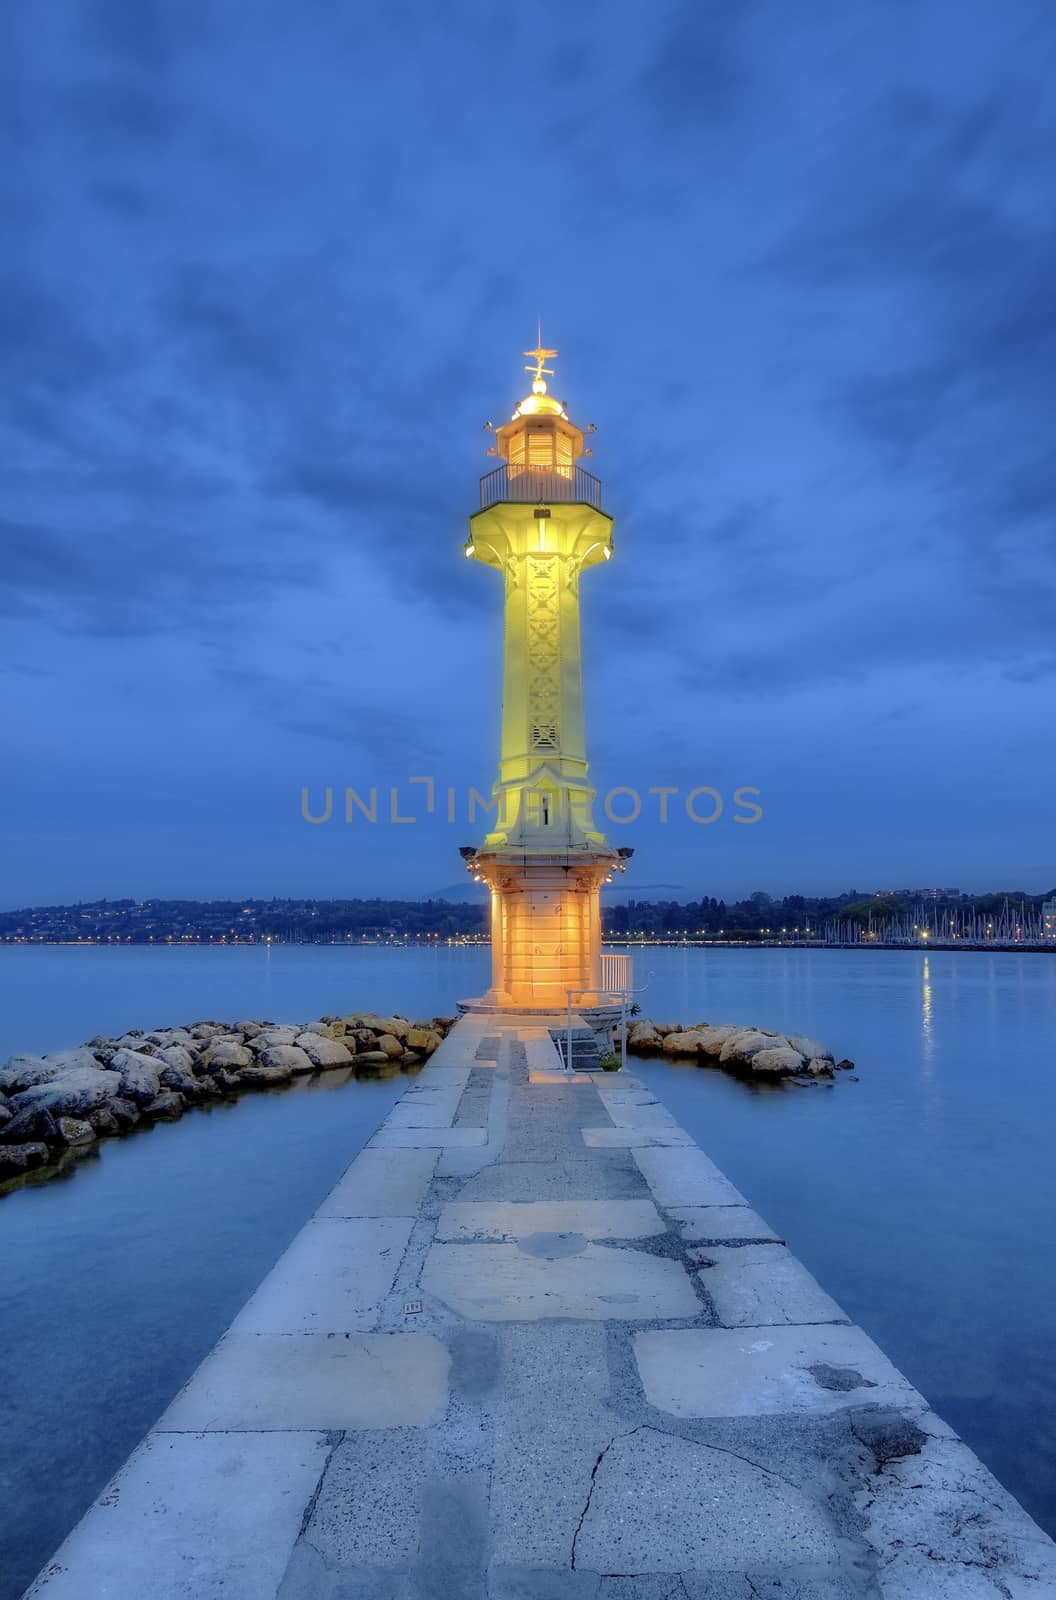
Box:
[524,320,558,388]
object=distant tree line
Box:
[2,889,1052,944]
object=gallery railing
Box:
[479,463,603,510]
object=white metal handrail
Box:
[564,953,635,1074]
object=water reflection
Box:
[921,955,934,1069]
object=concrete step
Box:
[549,1027,603,1071]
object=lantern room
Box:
[490,341,588,484]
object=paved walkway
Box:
[25,1015,1056,1598]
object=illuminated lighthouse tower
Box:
[462,340,628,1011]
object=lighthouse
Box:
[461,339,628,1012]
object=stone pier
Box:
[25,1015,1056,1598]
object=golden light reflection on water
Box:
[921,955,934,1068]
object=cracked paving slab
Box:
[422,1239,701,1321]
[573,1426,841,1575]
[435,1199,667,1242]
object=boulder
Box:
[2,1105,59,1144]
[0,1101,10,1128]
[0,1142,50,1180]
[697,1025,739,1057]
[662,1029,708,1057]
[309,1018,348,1038]
[376,1033,405,1059]
[294,1034,353,1069]
[348,1028,381,1053]
[108,1097,141,1129]
[805,1057,835,1079]
[375,1016,411,1041]
[156,1045,197,1075]
[0,1050,105,1093]
[653,1023,681,1037]
[147,1028,197,1048]
[255,1026,299,1047]
[88,1106,121,1136]
[258,1045,314,1076]
[205,1038,254,1070]
[719,1030,782,1065]
[55,1116,96,1146]
[8,1066,122,1117]
[788,1034,834,1064]
[144,1090,185,1120]
[109,1049,162,1107]
[233,1021,264,1039]
[750,1047,806,1078]
[240,1061,294,1086]
[627,1020,661,1054]
[432,1017,456,1034]
[0,1056,47,1094]
[835,1058,855,1071]
[352,1051,392,1066]
[404,1027,442,1055]
[160,1063,205,1100]
[114,1035,155,1054]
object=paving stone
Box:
[634,1325,921,1418]
[422,1240,699,1321]
[695,1245,847,1327]
[633,1148,749,1207]
[370,1125,488,1148]
[489,1569,601,1598]
[385,1095,463,1129]
[582,1127,694,1148]
[682,1581,847,1600]
[435,1199,666,1242]
[574,1426,840,1574]
[855,1432,1056,1598]
[159,1332,450,1430]
[593,1100,684,1130]
[23,1431,331,1599]
[315,1148,438,1218]
[669,1205,782,1243]
[230,1217,413,1334]
[304,1429,426,1569]
[492,1324,620,1568]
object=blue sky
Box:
[3,1,1054,905]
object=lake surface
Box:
[1,943,1055,1595]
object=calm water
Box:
[0,944,1054,1595]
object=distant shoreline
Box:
[1,939,1053,955]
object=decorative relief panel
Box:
[525,554,561,752]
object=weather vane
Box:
[524,318,557,386]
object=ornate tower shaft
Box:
[463,343,625,1010]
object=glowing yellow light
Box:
[603,546,612,560]
[465,541,475,557]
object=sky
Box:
[2,0,1054,907]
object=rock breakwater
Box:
[623,1018,855,1081]
[0,1011,455,1186]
